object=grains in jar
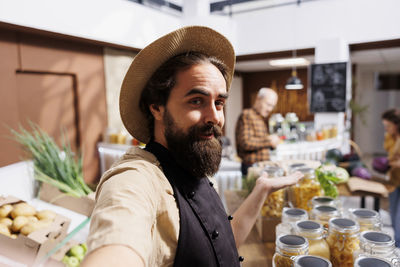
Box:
[289,167,321,211]
[260,166,286,218]
[294,220,330,260]
[326,218,360,267]
[273,234,309,267]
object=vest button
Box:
[188,191,195,199]
[209,181,214,187]
[228,215,233,220]
[239,256,244,262]
[211,230,219,239]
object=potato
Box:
[36,210,56,221]
[11,216,29,232]
[0,204,13,218]
[20,220,50,236]
[10,234,17,239]
[27,216,38,223]
[0,217,13,229]
[0,224,11,237]
[11,203,36,219]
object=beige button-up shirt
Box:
[87,146,218,266]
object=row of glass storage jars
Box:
[273,215,399,267]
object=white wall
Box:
[1,0,399,55]
[0,0,181,48]
[225,75,243,151]
[234,0,400,54]
[354,62,400,156]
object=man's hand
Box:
[256,171,303,195]
[267,134,281,148]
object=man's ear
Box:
[149,104,164,121]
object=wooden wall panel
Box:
[0,28,107,183]
[241,68,314,122]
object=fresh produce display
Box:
[352,167,372,180]
[62,243,87,267]
[372,156,390,173]
[0,202,56,237]
[11,124,92,197]
[315,165,349,198]
[347,161,365,175]
[341,152,360,162]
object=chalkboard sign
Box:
[310,62,347,112]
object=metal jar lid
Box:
[294,220,324,239]
[360,231,394,248]
[354,256,393,267]
[282,208,308,223]
[294,255,332,267]
[329,218,360,233]
[312,196,336,206]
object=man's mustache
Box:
[191,124,222,139]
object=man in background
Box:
[235,88,280,176]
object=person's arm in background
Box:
[236,112,279,151]
[231,171,303,248]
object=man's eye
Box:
[190,99,202,105]
[215,100,225,107]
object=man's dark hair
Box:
[139,52,228,137]
[382,109,400,133]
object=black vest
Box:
[145,142,240,267]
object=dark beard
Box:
[163,110,222,179]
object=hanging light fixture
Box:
[285,49,304,90]
[285,0,303,90]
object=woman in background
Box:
[382,108,400,247]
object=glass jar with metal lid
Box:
[293,255,332,267]
[349,208,382,232]
[276,208,308,238]
[354,231,400,266]
[354,256,394,267]
[311,196,340,209]
[260,166,286,218]
[289,163,306,173]
[310,205,340,229]
[294,220,330,260]
[326,218,360,267]
[272,234,309,267]
[289,167,321,211]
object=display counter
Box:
[271,136,345,161]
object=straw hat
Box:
[119,26,235,144]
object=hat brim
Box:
[119,26,235,144]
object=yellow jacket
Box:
[384,133,400,186]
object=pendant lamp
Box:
[285,49,304,90]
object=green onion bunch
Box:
[11,124,92,197]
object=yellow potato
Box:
[0,224,11,237]
[27,216,38,223]
[0,204,13,218]
[36,210,56,221]
[11,203,36,219]
[11,216,29,232]
[0,217,13,229]
[20,220,50,236]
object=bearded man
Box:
[82,26,301,267]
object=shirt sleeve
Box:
[87,168,157,266]
[236,112,272,152]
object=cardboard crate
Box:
[0,196,70,266]
[255,216,281,242]
[38,183,95,217]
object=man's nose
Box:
[204,104,220,125]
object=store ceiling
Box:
[235,47,400,72]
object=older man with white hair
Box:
[235,88,280,176]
